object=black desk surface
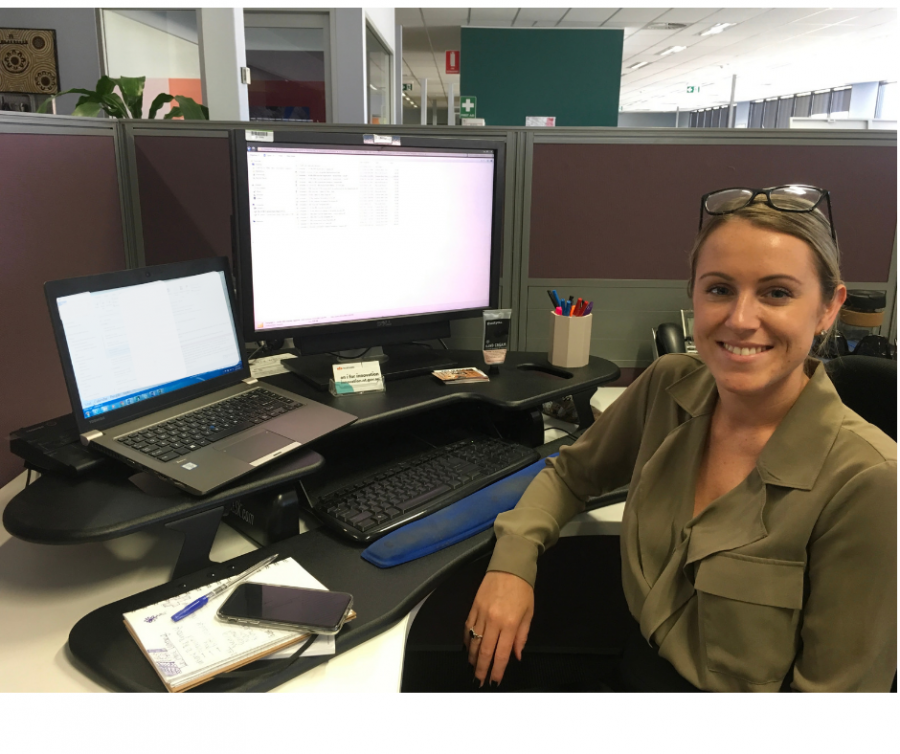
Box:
[54,351,620,692]
[3,351,618,546]
[266,349,619,426]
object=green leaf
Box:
[172,95,207,120]
[148,92,174,120]
[164,106,183,120]
[114,76,146,118]
[200,104,210,120]
[36,87,100,113]
[95,76,117,97]
[71,98,104,118]
[99,92,130,119]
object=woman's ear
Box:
[819,284,847,332]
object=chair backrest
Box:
[824,356,897,441]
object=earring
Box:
[819,330,827,337]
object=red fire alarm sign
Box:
[446,50,460,74]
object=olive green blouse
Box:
[488,354,897,692]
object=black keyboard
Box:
[115,389,300,463]
[313,436,540,543]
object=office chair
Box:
[824,355,897,441]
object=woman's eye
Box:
[707,285,730,296]
[767,288,793,300]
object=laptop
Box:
[44,257,357,496]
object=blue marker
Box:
[550,290,561,309]
[171,553,280,622]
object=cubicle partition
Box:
[0,114,896,489]
[518,129,898,371]
[0,113,129,486]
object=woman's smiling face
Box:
[691,218,845,403]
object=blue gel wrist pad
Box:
[360,454,555,569]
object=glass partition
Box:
[244,12,329,123]
[366,25,392,125]
[101,9,201,118]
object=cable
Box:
[438,338,449,350]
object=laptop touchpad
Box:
[220,431,300,466]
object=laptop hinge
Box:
[81,430,103,446]
[243,377,259,385]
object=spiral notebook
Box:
[123,558,343,692]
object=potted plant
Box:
[38,75,208,119]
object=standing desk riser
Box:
[7,350,620,691]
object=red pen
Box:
[573,298,584,316]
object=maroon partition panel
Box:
[0,133,125,486]
[134,135,233,267]
[529,143,897,282]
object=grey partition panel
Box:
[0,117,126,486]
[520,129,898,369]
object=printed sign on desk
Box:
[330,361,385,395]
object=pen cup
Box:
[548,311,593,368]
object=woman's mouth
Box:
[719,342,773,356]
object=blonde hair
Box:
[687,195,844,351]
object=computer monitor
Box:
[231,129,504,389]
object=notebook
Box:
[123,557,347,692]
[44,258,356,495]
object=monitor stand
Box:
[283,345,457,392]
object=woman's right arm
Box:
[466,357,672,686]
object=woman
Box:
[464,186,897,692]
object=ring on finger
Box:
[468,627,483,640]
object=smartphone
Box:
[217,583,354,635]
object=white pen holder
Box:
[548,311,593,368]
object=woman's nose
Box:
[725,293,761,331]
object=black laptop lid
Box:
[45,258,250,435]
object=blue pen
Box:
[562,300,570,316]
[171,553,280,622]
[550,290,561,309]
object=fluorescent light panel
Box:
[700,23,736,36]
[659,46,687,56]
[629,61,650,70]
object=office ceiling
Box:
[396,7,897,113]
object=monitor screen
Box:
[233,131,504,353]
[54,270,242,419]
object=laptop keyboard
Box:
[115,389,300,463]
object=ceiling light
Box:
[700,23,736,37]
[659,46,687,56]
[629,61,650,70]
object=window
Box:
[101,9,202,118]
[875,81,896,119]
[811,89,831,116]
[243,12,330,123]
[748,100,764,128]
[762,98,778,129]
[366,24,392,125]
[829,86,851,116]
[792,93,812,118]
[775,96,793,128]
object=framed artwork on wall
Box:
[0,27,59,95]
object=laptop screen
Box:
[55,270,243,419]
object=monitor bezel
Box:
[44,257,249,435]
[231,129,505,349]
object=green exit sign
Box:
[402,83,413,92]
[687,85,701,93]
